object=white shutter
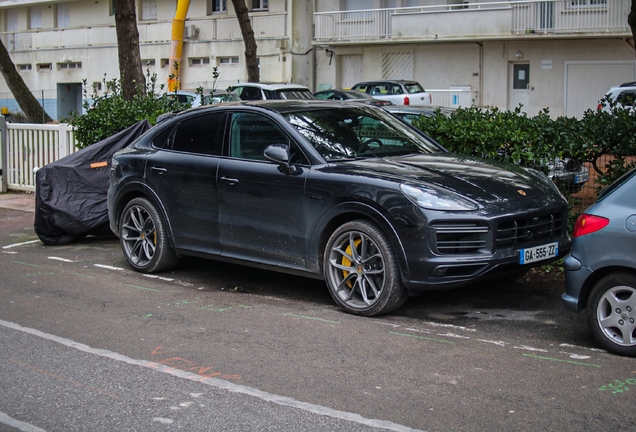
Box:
[57,4,70,28]
[30,6,42,29]
[339,55,363,89]
[565,61,636,118]
[142,0,158,20]
[380,51,414,80]
[6,9,18,32]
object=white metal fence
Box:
[1,121,77,192]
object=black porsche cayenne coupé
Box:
[107,100,571,316]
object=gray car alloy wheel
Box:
[119,197,179,273]
[588,273,636,357]
[324,220,407,316]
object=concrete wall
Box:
[314,37,636,117]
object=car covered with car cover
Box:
[108,100,571,316]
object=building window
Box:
[141,0,157,20]
[142,59,156,67]
[207,0,227,14]
[190,57,211,66]
[17,64,32,71]
[7,9,18,32]
[93,82,102,91]
[161,58,171,68]
[29,6,42,29]
[37,63,52,71]
[570,0,607,6]
[251,0,268,11]
[218,56,239,66]
[58,62,82,70]
[109,0,116,16]
[57,4,70,28]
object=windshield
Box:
[277,90,315,100]
[283,106,442,161]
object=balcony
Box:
[314,0,630,43]
[0,12,287,52]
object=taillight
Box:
[572,214,609,237]
[404,96,410,105]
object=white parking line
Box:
[0,410,46,432]
[0,319,423,432]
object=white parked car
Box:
[598,82,636,112]
[229,82,315,101]
[352,80,432,106]
[166,89,238,107]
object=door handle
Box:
[151,166,167,174]
[220,176,239,185]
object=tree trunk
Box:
[629,0,636,55]
[0,39,52,123]
[231,0,259,82]
[114,0,146,99]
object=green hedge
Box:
[413,101,636,192]
[70,73,180,149]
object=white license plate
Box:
[519,242,558,265]
[575,172,589,184]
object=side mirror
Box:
[264,144,297,175]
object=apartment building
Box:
[0,0,312,120]
[315,0,635,118]
[0,0,633,120]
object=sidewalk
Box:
[0,192,35,213]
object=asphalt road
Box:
[0,194,634,431]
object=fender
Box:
[306,200,411,281]
[110,179,179,252]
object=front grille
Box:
[496,212,563,247]
[430,222,491,255]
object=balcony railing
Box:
[0,12,287,52]
[314,0,630,42]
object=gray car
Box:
[562,168,636,356]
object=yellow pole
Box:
[167,0,191,91]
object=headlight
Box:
[400,184,479,211]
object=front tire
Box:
[324,220,408,316]
[587,273,636,357]
[119,197,179,273]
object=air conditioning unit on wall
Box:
[184,25,199,39]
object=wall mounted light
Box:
[515,51,523,59]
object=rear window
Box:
[276,89,315,100]
[404,83,425,94]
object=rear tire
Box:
[119,197,179,273]
[324,220,408,316]
[587,273,636,357]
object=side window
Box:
[171,113,226,155]
[241,87,263,100]
[229,112,290,161]
[391,85,403,95]
[151,125,175,149]
[617,90,636,107]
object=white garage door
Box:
[565,61,636,118]
[339,55,363,89]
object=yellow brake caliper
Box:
[342,239,361,288]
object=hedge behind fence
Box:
[413,101,636,194]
